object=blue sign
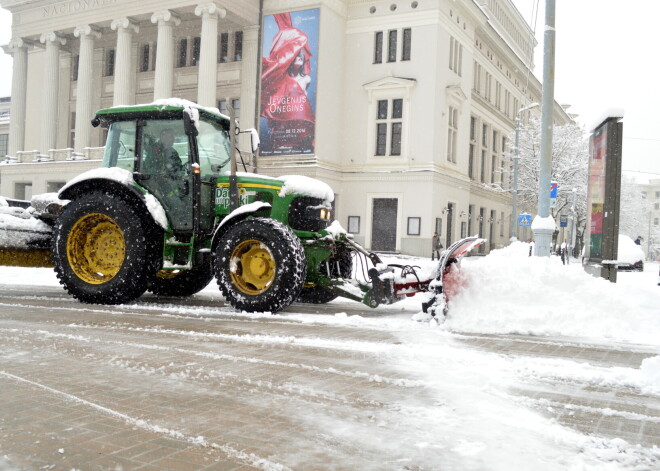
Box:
[560,215,568,227]
[550,181,558,199]
[518,214,532,227]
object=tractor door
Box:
[137,119,194,233]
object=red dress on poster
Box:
[261,13,315,153]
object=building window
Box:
[191,37,201,66]
[232,99,241,119]
[480,150,486,183]
[46,182,65,193]
[655,202,659,210]
[14,183,32,200]
[654,218,659,226]
[435,218,443,236]
[374,31,383,63]
[387,30,397,62]
[140,44,150,72]
[375,99,403,156]
[234,31,243,61]
[219,33,229,62]
[348,216,360,234]
[0,134,7,157]
[402,28,412,61]
[482,124,488,148]
[104,49,115,77]
[656,191,660,198]
[69,112,76,148]
[407,217,421,236]
[71,55,79,81]
[447,107,458,163]
[178,38,188,67]
[469,116,477,180]
[449,37,462,76]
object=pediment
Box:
[446,85,467,104]
[363,76,417,92]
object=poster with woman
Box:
[259,9,319,156]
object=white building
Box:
[0,0,571,255]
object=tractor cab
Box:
[96,102,232,236]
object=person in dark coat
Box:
[432,232,443,260]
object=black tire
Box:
[52,190,160,304]
[215,218,306,313]
[148,264,214,297]
[298,250,353,304]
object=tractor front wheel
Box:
[52,191,158,304]
[215,218,306,313]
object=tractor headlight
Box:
[319,208,332,221]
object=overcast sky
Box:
[0,2,659,177]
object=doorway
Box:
[371,198,398,252]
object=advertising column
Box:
[584,116,623,282]
[259,9,319,156]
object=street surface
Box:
[0,282,658,470]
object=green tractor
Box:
[1,99,483,315]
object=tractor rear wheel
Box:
[215,218,306,313]
[52,191,159,304]
[298,251,353,304]
[148,265,214,297]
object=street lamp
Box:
[510,102,539,241]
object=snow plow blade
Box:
[422,236,486,318]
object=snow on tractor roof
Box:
[97,98,227,123]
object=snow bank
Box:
[446,242,660,346]
[617,235,644,265]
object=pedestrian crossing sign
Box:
[518,214,532,226]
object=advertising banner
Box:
[259,9,319,156]
[586,126,607,259]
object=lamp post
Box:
[510,102,539,241]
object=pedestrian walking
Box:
[432,232,443,260]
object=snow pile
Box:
[640,356,660,393]
[0,196,7,206]
[278,175,334,202]
[446,242,660,346]
[617,235,644,265]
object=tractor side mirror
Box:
[244,128,260,153]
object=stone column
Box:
[2,38,28,158]
[73,25,101,152]
[239,26,260,129]
[151,10,180,100]
[39,32,66,154]
[111,18,139,106]
[195,3,226,107]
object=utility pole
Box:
[532,0,556,257]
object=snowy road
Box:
[0,271,659,471]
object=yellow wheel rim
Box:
[229,239,276,295]
[66,213,126,284]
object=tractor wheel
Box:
[215,218,306,313]
[148,264,214,297]
[298,251,353,304]
[52,191,159,304]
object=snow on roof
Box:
[588,109,624,132]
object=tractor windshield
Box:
[197,117,231,179]
[102,120,136,171]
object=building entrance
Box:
[371,198,397,252]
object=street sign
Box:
[560,215,568,227]
[518,214,532,226]
[550,181,558,199]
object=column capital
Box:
[243,25,260,41]
[151,10,181,26]
[2,38,27,54]
[194,3,227,19]
[111,17,139,34]
[40,32,67,46]
[73,25,102,39]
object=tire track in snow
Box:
[0,328,420,409]
[0,370,290,471]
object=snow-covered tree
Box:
[619,176,660,258]
[491,117,589,247]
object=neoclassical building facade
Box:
[0,0,571,255]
